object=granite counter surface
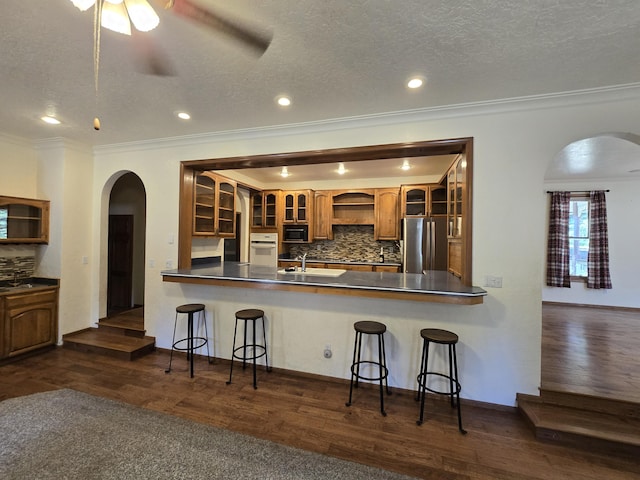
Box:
[162,262,486,302]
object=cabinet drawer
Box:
[4,289,57,309]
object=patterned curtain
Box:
[587,191,612,289]
[546,192,571,287]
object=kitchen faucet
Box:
[300,252,307,272]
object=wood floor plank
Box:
[1,347,639,479]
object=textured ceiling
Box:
[1,0,639,154]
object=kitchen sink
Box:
[277,267,347,277]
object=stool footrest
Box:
[231,344,267,362]
[350,360,389,382]
[171,337,208,352]
[417,371,461,396]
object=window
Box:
[0,207,7,239]
[568,197,589,277]
[547,190,611,289]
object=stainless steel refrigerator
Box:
[402,217,447,273]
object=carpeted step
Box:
[63,328,155,361]
[517,393,640,458]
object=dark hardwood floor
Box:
[1,344,639,479]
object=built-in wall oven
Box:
[249,232,278,270]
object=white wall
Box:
[0,134,38,197]
[36,139,94,338]
[3,85,639,407]
[542,179,640,307]
[0,134,39,261]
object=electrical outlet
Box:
[149,259,155,268]
[165,260,173,269]
[484,275,503,288]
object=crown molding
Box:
[90,82,640,156]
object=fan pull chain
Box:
[93,0,103,130]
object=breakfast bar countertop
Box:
[162,262,487,305]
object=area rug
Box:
[0,389,416,480]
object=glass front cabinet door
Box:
[0,196,50,244]
[193,172,236,237]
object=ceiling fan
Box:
[70,0,272,55]
[69,0,272,129]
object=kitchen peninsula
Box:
[162,262,486,305]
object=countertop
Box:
[162,262,486,304]
[0,277,60,295]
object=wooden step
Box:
[517,393,640,457]
[63,328,155,361]
[98,317,146,338]
[98,307,146,338]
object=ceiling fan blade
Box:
[165,0,272,56]
[132,30,177,76]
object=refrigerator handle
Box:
[429,219,436,271]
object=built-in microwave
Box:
[283,225,309,242]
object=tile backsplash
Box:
[0,256,36,281]
[286,225,401,263]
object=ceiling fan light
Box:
[69,0,96,11]
[101,1,132,35]
[124,0,160,32]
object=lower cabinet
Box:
[1,287,58,360]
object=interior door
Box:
[107,215,134,315]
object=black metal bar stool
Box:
[416,328,466,434]
[165,303,211,378]
[345,320,391,416]
[226,308,270,389]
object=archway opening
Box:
[107,172,146,317]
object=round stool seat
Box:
[420,328,458,345]
[354,320,386,335]
[236,308,265,320]
[176,303,205,314]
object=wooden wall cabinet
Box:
[283,190,313,224]
[1,287,58,360]
[446,155,467,277]
[313,191,333,240]
[193,172,237,238]
[374,188,400,240]
[251,190,280,231]
[400,185,447,217]
[0,196,50,244]
[331,190,375,225]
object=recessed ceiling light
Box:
[407,77,424,89]
[177,112,191,120]
[401,159,411,170]
[280,166,290,177]
[41,115,61,125]
[337,163,347,175]
[276,95,291,107]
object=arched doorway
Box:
[541,131,640,402]
[107,173,146,317]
